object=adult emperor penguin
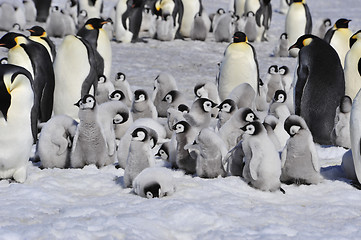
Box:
[254,0,272,42]
[71,95,114,168]
[124,127,156,188]
[217,31,260,101]
[324,18,353,68]
[0,64,34,182]
[349,88,361,185]
[285,0,312,57]
[0,32,55,140]
[244,0,260,14]
[152,72,178,117]
[331,95,352,149]
[344,30,361,100]
[289,34,345,145]
[131,89,158,120]
[180,0,202,38]
[27,26,56,62]
[281,115,321,185]
[53,34,98,120]
[114,0,133,43]
[37,115,78,169]
[77,18,111,80]
[34,0,51,22]
[241,121,283,192]
[133,167,176,198]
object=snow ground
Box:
[1,0,361,239]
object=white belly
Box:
[286,3,307,56]
[180,0,200,37]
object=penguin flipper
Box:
[304,4,312,34]
[249,141,262,181]
[52,137,69,156]
[294,64,309,115]
[308,134,320,172]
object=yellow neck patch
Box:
[86,24,94,30]
[303,38,312,46]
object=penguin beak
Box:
[240,125,247,131]
[27,29,34,33]
[288,43,297,50]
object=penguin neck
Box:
[8,48,34,79]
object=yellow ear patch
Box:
[303,38,312,46]
[85,24,94,30]
[155,1,161,11]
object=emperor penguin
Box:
[78,0,103,19]
[37,115,78,169]
[350,89,361,185]
[289,34,345,145]
[185,128,227,178]
[213,12,236,43]
[211,8,225,32]
[156,140,177,168]
[244,0,260,14]
[241,121,283,192]
[95,75,115,105]
[254,0,272,42]
[265,65,283,103]
[227,82,257,110]
[0,64,34,183]
[324,18,353,68]
[279,65,295,114]
[314,18,331,39]
[152,72,178,117]
[162,90,190,111]
[131,89,158,120]
[114,0,133,43]
[179,0,201,38]
[218,107,259,150]
[281,115,322,185]
[232,0,246,18]
[133,167,176,198]
[278,0,291,15]
[217,31,260,101]
[190,12,208,41]
[77,18,112,80]
[45,5,76,38]
[154,0,184,39]
[183,98,217,132]
[103,99,132,140]
[173,120,198,174]
[124,127,156,188]
[273,33,289,57]
[217,99,237,130]
[194,81,221,117]
[155,14,178,41]
[243,11,258,42]
[166,104,189,135]
[23,0,37,23]
[0,2,26,31]
[331,95,352,149]
[120,0,146,43]
[0,32,55,140]
[112,72,133,108]
[33,0,51,22]
[344,30,361,100]
[285,0,312,57]
[53,34,98,120]
[71,95,114,168]
[27,25,56,62]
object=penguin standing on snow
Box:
[121,0,146,43]
[255,0,272,42]
[27,26,56,62]
[289,34,345,145]
[0,32,55,141]
[331,96,352,149]
[273,33,289,57]
[344,30,361,100]
[217,31,260,101]
[285,0,312,57]
[183,98,217,132]
[180,0,202,38]
[281,115,321,185]
[324,18,353,68]
[241,121,283,192]
[190,12,208,41]
[0,64,34,183]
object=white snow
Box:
[1,0,361,239]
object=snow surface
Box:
[1,0,361,239]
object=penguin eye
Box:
[245,113,254,122]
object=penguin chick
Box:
[244,11,257,42]
[162,90,190,111]
[155,140,177,169]
[133,167,176,198]
[194,81,221,118]
[166,104,189,133]
[183,98,217,131]
[273,33,289,57]
[190,12,208,41]
[314,18,331,38]
[218,107,259,150]
[217,99,237,130]
[265,65,283,103]
[152,72,178,117]
[184,128,227,178]
[112,72,133,107]
[331,96,352,149]
[71,95,113,168]
[281,115,322,185]
[124,127,156,188]
[46,5,75,38]
[255,79,269,113]
[241,121,283,192]
[109,89,128,105]
[131,89,158,121]
[37,115,78,168]
[224,139,245,177]
[173,120,198,174]
[95,75,115,105]
[213,12,236,43]
[227,82,257,110]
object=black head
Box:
[83,18,109,30]
[218,99,236,113]
[178,104,189,113]
[0,57,8,64]
[113,112,129,124]
[144,182,161,198]
[134,89,148,102]
[278,66,289,75]
[280,33,288,40]
[0,32,26,49]
[217,8,225,15]
[131,127,149,142]
[155,143,169,158]
[109,90,126,101]
[268,65,278,74]
[323,18,331,27]
[98,75,106,84]
[116,72,126,81]
[240,121,263,136]
[75,94,96,110]
[233,31,247,43]
[273,90,287,103]
[196,98,217,113]
[27,26,46,37]
[172,120,191,134]
[340,95,352,113]
[284,115,307,137]
[162,90,178,103]
[241,108,259,123]
[350,30,361,48]
[335,18,351,29]
[293,0,303,2]
[194,83,205,98]
[246,11,255,17]
[288,34,317,50]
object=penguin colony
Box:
[0,0,360,197]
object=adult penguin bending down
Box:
[289,34,345,145]
[217,31,260,101]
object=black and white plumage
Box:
[131,89,158,120]
[152,72,178,117]
[344,30,361,100]
[254,0,272,42]
[95,75,115,105]
[281,115,321,185]
[217,99,237,130]
[331,96,352,149]
[273,33,289,57]
[112,72,133,107]
[27,25,56,62]
[162,89,189,111]
[241,121,282,192]
[183,98,217,131]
